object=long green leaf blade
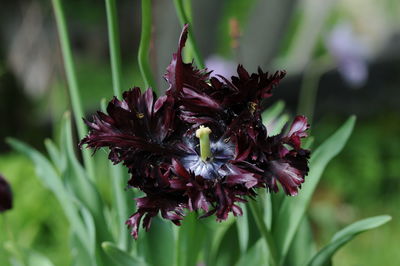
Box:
[207,216,235,265]
[44,138,65,173]
[138,0,156,89]
[144,218,175,266]
[105,0,123,97]
[7,138,92,258]
[51,0,95,181]
[177,213,207,266]
[235,239,268,266]
[27,251,55,266]
[262,101,285,124]
[236,203,249,254]
[173,0,204,68]
[273,116,356,262]
[307,215,391,266]
[102,242,147,266]
[284,216,316,266]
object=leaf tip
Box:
[101,241,112,250]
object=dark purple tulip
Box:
[0,174,13,212]
[80,24,310,239]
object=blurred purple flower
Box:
[80,25,310,239]
[326,23,369,87]
[205,55,236,79]
[0,174,13,213]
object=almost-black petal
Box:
[80,24,311,239]
[0,174,13,212]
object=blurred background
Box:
[0,0,399,265]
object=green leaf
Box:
[273,116,356,263]
[307,215,391,266]
[105,0,123,97]
[178,213,207,266]
[260,192,273,230]
[61,112,101,215]
[80,206,96,256]
[236,203,249,254]
[61,115,99,207]
[302,136,314,149]
[270,191,285,224]
[248,199,279,266]
[138,0,156,88]
[262,101,290,136]
[51,0,96,182]
[101,94,130,249]
[262,101,285,123]
[61,113,113,244]
[7,138,92,258]
[27,251,54,266]
[235,239,268,266]
[70,234,95,266]
[172,0,204,69]
[207,216,235,265]
[144,217,175,266]
[284,216,316,266]
[102,242,147,266]
[44,138,66,173]
[269,113,290,136]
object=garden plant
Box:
[1,0,392,265]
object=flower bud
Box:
[0,174,13,212]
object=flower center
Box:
[180,127,235,180]
[195,126,212,161]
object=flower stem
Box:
[138,0,156,90]
[105,0,123,98]
[297,55,333,125]
[196,126,212,161]
[100,97,128,250]
[51,0,95,181]
[173,0,205,68]
[104,0,128,249]
[249,199,279,266]
[181,0,193,62]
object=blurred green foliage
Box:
[311,114,400,265]
[1,0,399,264]
[46,58,143,121]
[315,113,400,204]
[2,105,397,266]
[0,154,70,266]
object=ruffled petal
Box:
[285,115,309,149]
[270,161,305,196]
[80,24,311,239]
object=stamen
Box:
[248,102,257,114]
[195,126,212,161]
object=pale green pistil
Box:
[195,126,212,161]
